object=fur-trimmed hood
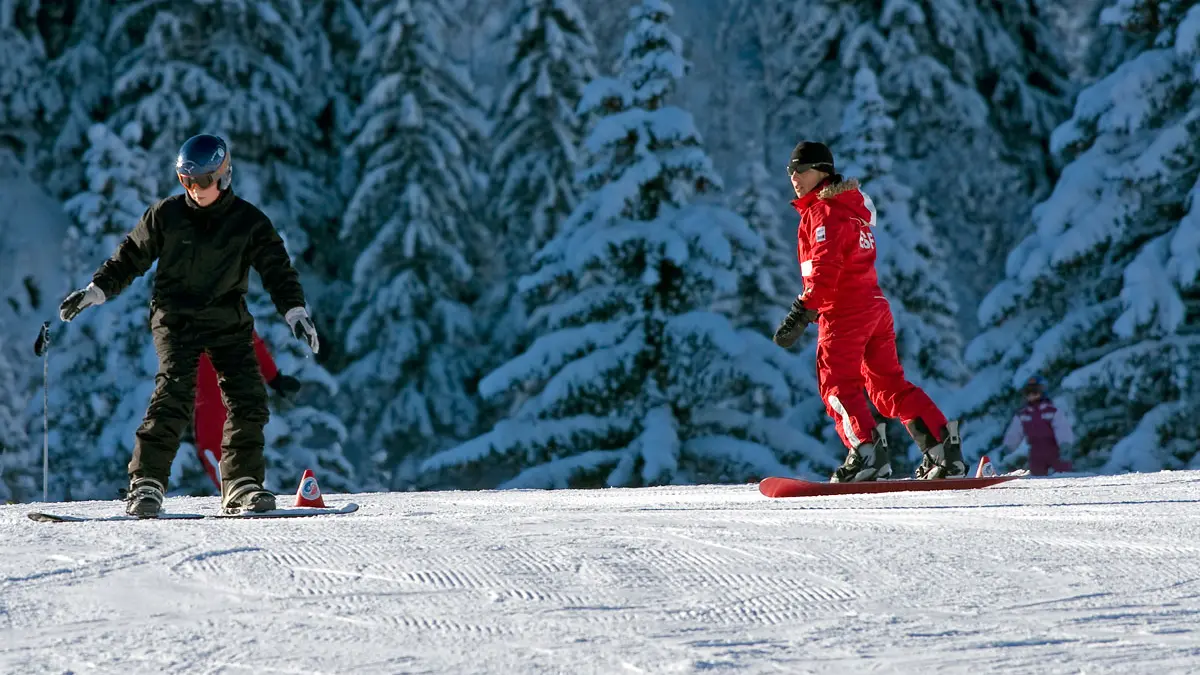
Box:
[817,176,860,200]
[792,176,873,226]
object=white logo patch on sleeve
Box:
[815,226,826,242]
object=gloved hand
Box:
[59,283,106,322]
[33,322,49,356]
[268,373,302,399]
[772,296,819,348]
[285,307,320,354]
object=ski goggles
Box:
[178,170,222,190]
[787,162,834,177]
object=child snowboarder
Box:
[58,133,319,516]
[1002,375,1074,475]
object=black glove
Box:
[59,283,106,322]
[268,373,302,399]
[773,296,819,348]
[33,322,49,357]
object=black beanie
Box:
[788,141,835,175]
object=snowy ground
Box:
[3,472,1200,674]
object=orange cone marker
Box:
[975,455,996,478]
[294,468,327,507]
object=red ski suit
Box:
[195,332,278,488]
[793,178,948,451]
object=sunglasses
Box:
[787,162,833,177]
[178,172,219,190]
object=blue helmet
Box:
[1021,374,1047,394]
[176,134,232,190]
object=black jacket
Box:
[92,190,306,319]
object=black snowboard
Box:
[29,502,359,522]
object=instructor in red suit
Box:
[772,141,966,483]
[194,332,301,488]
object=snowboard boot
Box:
[831,423,892,483]
[221,476,276,514]
[911,419,968,479]
[123,477,165,518]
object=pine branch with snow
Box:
[0,0,64,178]
[43,0,112,199]
[492,0,598,264]
[730,151,798,336]
[293,0,370,323]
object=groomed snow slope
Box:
[3,472,1200,674]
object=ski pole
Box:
[33,321,50,501]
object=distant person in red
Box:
[772,141,966,483]
[1002,375,1074,476]
[194,332,301,488]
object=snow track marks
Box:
[5,476,1200,674]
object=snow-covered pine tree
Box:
[44,0,112,199]
[299,0,368,170]
[51,121,159,500]
[721,0,842,167]
[421,0,836,489]
[0,0,63,174]
[296,0,368,325]
[339,0,486,488]
[486,0,598,362]
[836,65,967,465]
[962,1,1200,472]
[862,0,1071,322]
[246,0,361,495]
[838,67,966,392]
[0,334,36,503]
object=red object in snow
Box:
[758,475,1019,498]
[294,469,327,508]
[194,331,280,489]
[975,455,996,478]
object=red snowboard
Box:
[759,475,1019,498]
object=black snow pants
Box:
[128,303,268,489]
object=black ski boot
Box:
[123,477,165,518]
[831,423,892,483]
[221,476,276,515]
[912,419,967,479]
